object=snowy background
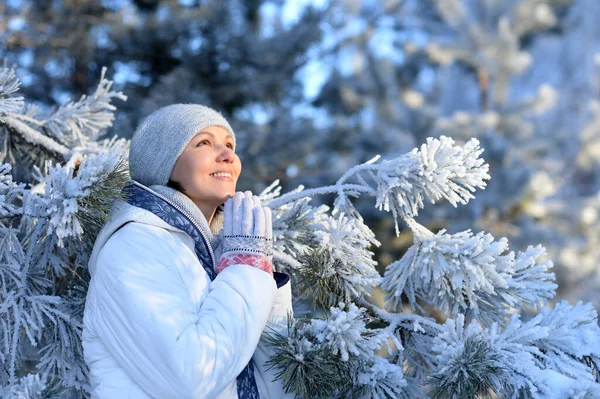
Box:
[2,0,600,397]
[3,0,600,308]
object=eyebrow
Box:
[195,131,235,141]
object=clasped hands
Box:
[216,191,273,275]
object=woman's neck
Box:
[194,201,217,225]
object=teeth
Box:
[211,172,232,178]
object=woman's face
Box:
[170,126,241,214]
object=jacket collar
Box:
[88,181,224,276]
[147,183,223,252]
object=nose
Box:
[216,144,235,163]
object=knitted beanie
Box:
[129,104,235,187]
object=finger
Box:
[242,196,253,235]
[224,198,233,235]
[253,206,265,236]
[264,206,272,240]
[232,192,244,235]
[252,195,261,209]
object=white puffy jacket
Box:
[82,192,293,399]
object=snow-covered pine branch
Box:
[260,181,330,269]
[23,148,129,248]
[2,374,46,399]
[429,300,600,398]
[268,136,489,235]
[0,68,24,120]
[0,68,129,397]
[43,67,127,146]
[262,182,381,308]
[262,137,491,314]
[0,66,126,172]
[2,116,70,160]
[381,218,556,325]
[265,303,407,399]
[1,372,72,399]
[531,301,600,383]
[294,214,381,309]
[0,164,25,218]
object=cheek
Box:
[177,155,209,184]
[235,157,242,177]
[189,156,211,175]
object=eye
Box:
[196,139,210,147]
[226,142,235,150]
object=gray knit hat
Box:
[129,104,235,187]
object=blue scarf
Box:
[123,182,260,399]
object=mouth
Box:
[210,172,233,180]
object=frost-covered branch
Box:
[381,219,556,325]
[43,67,127,146]
[429,301,600,399]
[531,301,600,381]
[3,115,70,159]
[293,213,381,309]
[0,68,24,119]
[265,303,407,399]
[0,164,25,218]
[0,66,126,164]
[357,297,443,335]
[268,137,489,234]
[23,149,129,248]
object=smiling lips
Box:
[210,172,233,180]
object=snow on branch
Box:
[530,300,600,381]
[259,181,331,271]
[264,319,352,398]
[307,303,392,362]
[429,301,600,398]
[265,303,406,399]
[2,374,46,398]
[380,219,556,325]
[265,186,329,258]
[23,149,129,247]
[0,68,24,120]
[499,245,557,309]
[0,67,126,164]
[431,314,545,398]
[268,137,489,235]
[428,334,510,399]
[0,164,25,218]
[349,355,408,399]
[295,214,381,309]
[263,182,382,306]
[2,115,69,158]
[43,67,127,146]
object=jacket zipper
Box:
[132,181,216,268]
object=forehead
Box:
[194,125,234,140]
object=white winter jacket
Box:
[82,185,293,399]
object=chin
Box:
[215,190,235,202]
[220,193,235,202]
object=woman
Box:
[82,104,293,398]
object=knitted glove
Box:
[216,191,273,275]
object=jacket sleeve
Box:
[252,272,295,399]
[85,222,278,398]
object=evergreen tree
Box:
[0,66,128,398]
[1,63,599,398]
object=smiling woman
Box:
[81,104,293,399]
